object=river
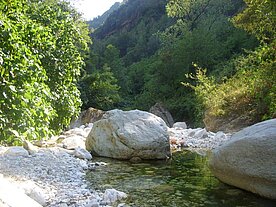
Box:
[86,150,276,207]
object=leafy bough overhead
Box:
[0,0,90,145]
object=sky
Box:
[71,0,124,20]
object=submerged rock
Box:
[209,119,276,199]
[102,189,127,205]
[86,109,171,160]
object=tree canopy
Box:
[0,0,90,144]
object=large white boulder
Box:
[0,175,43,207]
[209,119,276,199]
[86,109,171,160]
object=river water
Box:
[86,150,276,207]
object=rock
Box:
[22,181,47,206]
[149,102,174,127]
[209,119,276,199]
[86,109,171,160]
[85,199,100,207]
[173,122,187,129]
[70,107,105,129]
[102,189,127,205]
[129,157,142,163]
[214,131,227,140]
[74,147,92,160]
[63,128,87,137]
[23,140,39,155]
[193,128,208,139]
[4,146,29,157]
[62,135,85,150]
[0,176,43,207]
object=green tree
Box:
[78,65,121,110]
[0,0,90,144]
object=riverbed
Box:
[86,150,276,207]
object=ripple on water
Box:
[86,151,276,207]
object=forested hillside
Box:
[1,0,274,145]
[87,0,126,30]
[81,0,275,130]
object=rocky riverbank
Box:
[0,146,127,207]
[0,109,232,207]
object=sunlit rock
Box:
[86,109,171,160]
[210,119,276,199]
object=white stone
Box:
[62,135,85,150]
[86,109,171,160]
[74,147,92,160]
[102,189,127,205]
[193,128,208,139]
[214,131,227,140]
[173,122,187,129]
[85,199,100,207]
[210,119,276,199]
[0,176,42,207]
[64,128,86,137]
[22,181,47,206]
[87,123,94,128]
[4,146,29,157]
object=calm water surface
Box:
[86,151,276,207]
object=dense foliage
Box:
[83,0,275,129]
[0,0,90,144]
[188,0,275,127]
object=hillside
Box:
[87,1,126,30]
[80,0,275,130]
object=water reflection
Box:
[86,151,276,207]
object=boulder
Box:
[0,175,43,207]
[3,147,29,157]
[173,122,187,129]
[86,109,171,160]
[70,107,105,129]
[209,119,276,199]
[149,103,174,127]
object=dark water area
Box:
[86,151,276,207]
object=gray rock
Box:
[173,122,187,129]
[149,102,174,127]
[193,128,208,139]
[214,131,226,140]
[62,135,85,150]
[74,147,92,160]
[63,128,86,137]
[102,189,127,205]
[70,107,105,129]
[86,109,171,160]
[4,146,29,157]
[210,119,276,199]
[85,199,99,207]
